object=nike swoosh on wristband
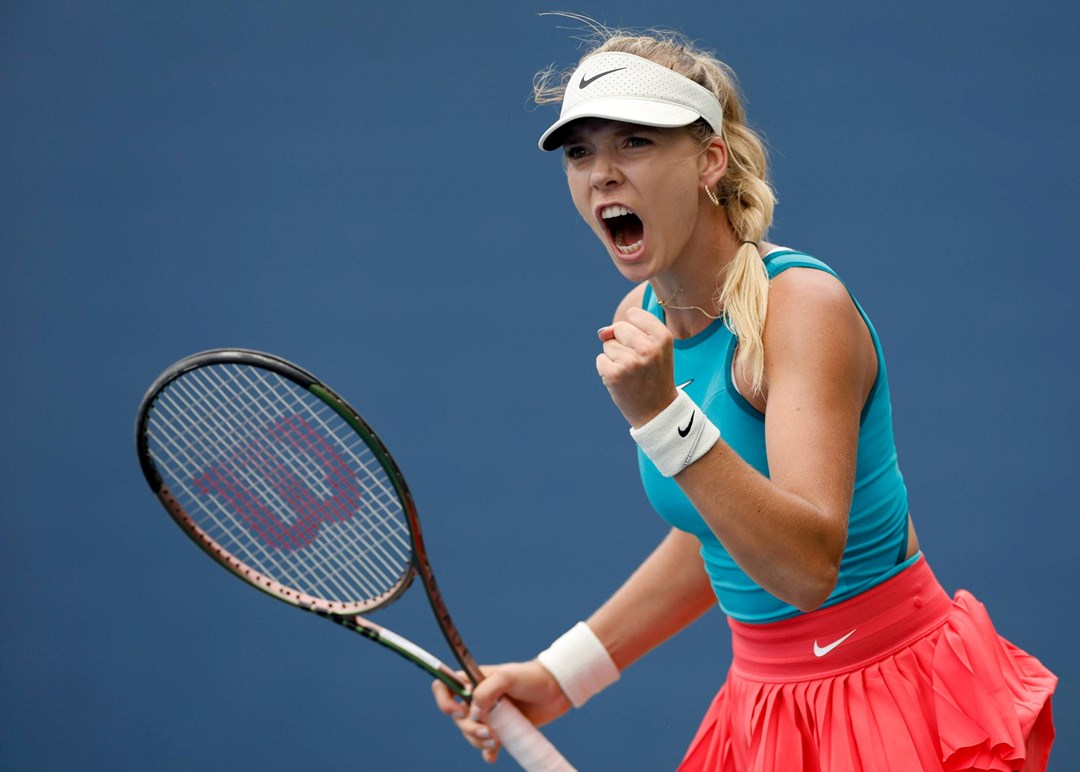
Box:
[678,412,695,438]
[813,629,856,657]
[579,67,626,88]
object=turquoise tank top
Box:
[638,251,916,622]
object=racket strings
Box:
[166,367,406,596]
[154,373,376,601]
[185,369,410,593]
[155,367,407,603]
[146,364,413,606]
[153,378,387,604]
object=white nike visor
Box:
[538,51,725,151]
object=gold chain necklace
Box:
[657,288,724,320]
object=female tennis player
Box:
[433,25,1057,770]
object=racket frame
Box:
[135,348,480,693]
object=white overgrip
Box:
[485,699,576,772]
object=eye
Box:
[625,136,653,149]
[563,145,589,161]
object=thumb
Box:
[467,669,512,722]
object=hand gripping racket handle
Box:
[486,699,576,772]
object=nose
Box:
[590,150,623,189]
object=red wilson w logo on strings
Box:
[192,414,363,552]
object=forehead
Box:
[558,118,672,144]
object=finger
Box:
[596,343,645,381]
[610,316,671,358]
[433,669,503,764]
[456,717,500,752]
[467,684,499,723]
[431,679,467,718]
[609,319,653,352]
[625,305,671,334]
[467,668,520,722]
[596,352,612,379]
[601,335,637,365]
[597,325,615,342]
[602,333,667,373]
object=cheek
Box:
[567,175,603,234]
[653,179,702,237]
[566,174,588,216]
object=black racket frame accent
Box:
[134,348,485,685]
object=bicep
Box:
[761,273,874,520]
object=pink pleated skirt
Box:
[680,557,1056,771]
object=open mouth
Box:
[600,205,644,255]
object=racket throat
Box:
[330,614,472,699]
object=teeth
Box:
[617,241,643,254]
[601,205,633,219]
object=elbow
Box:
[791,518,846,613]
[791,551,842,614]
[792,579,836,613]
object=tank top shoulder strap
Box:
[762,249,839,281]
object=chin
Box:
[608,255,655,284]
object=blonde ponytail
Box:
[713,128,775,393]
[718,241,769,394]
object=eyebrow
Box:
[562,123,663,146]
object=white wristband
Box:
[536,622,620,708]
[630,389,720,477]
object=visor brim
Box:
[538,98,702,151]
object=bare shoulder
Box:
[768,267,852,315]
[612,282,649,324]
[763,266,876,399]
[765,267,863,340]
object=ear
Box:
[699,136,728,189]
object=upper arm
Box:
[761,269,877,525]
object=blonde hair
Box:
[535,19,777,394]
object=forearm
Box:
[675,440,845,612]
[586,528,717,671]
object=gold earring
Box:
[704,184,721,207]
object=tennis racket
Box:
[135,348,574,771]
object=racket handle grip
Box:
[486,699,576,772]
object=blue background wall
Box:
[2,2,1077,769]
